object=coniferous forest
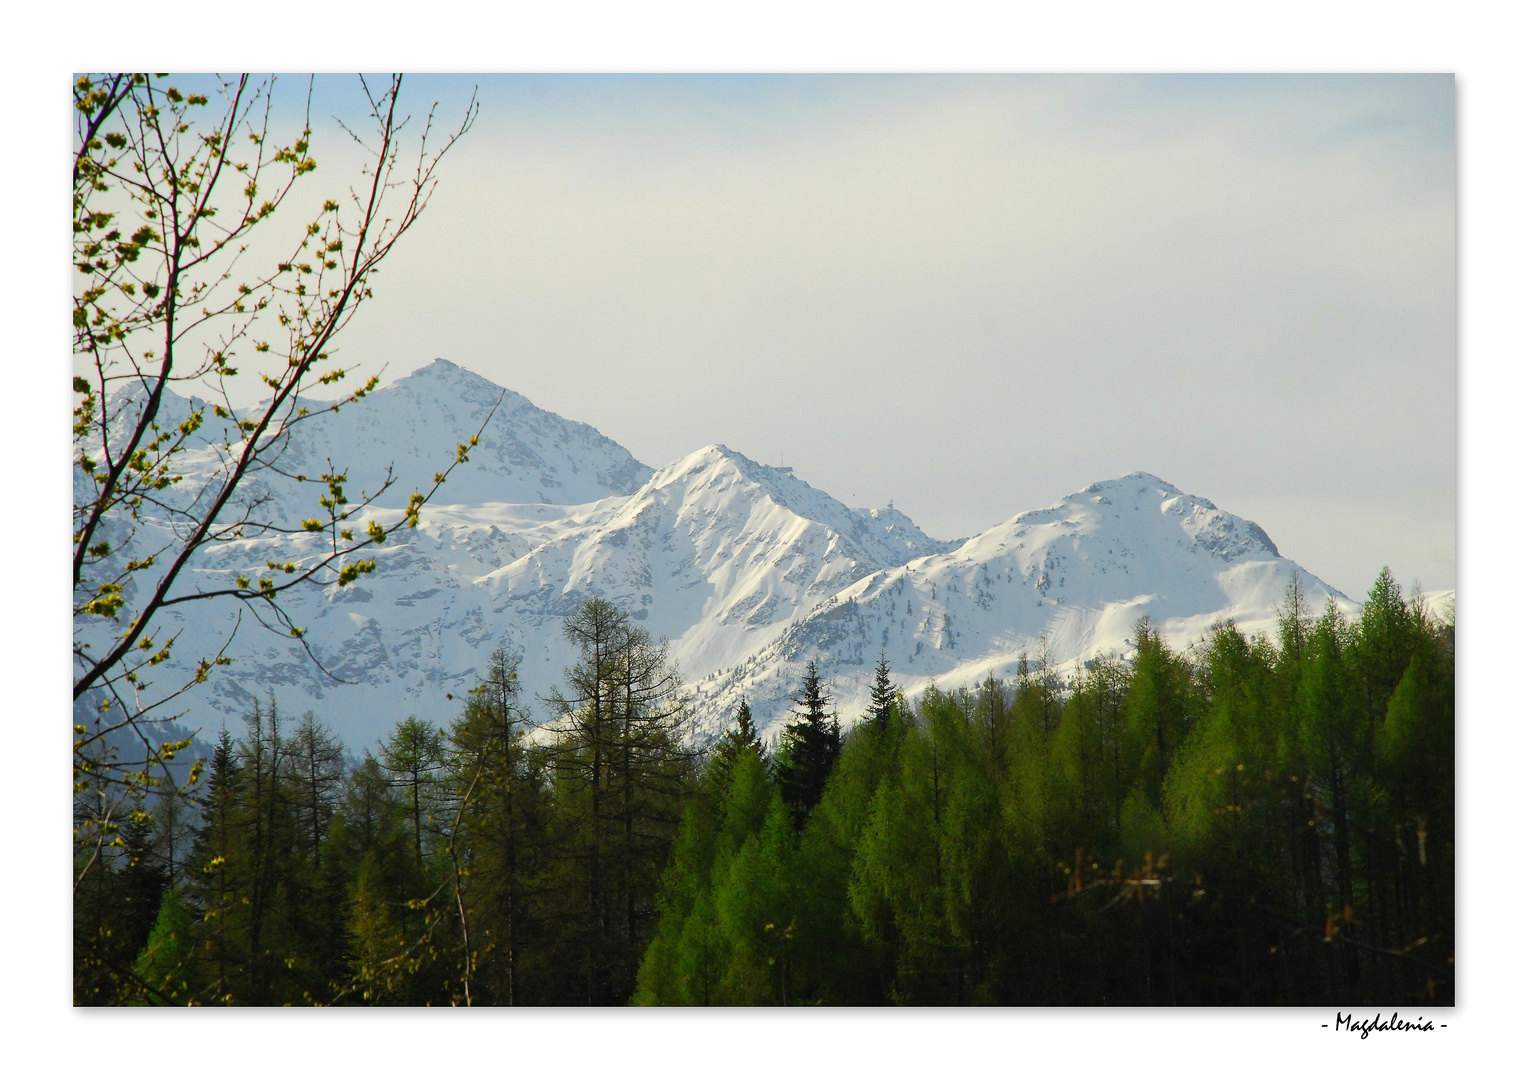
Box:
[74,571,1453,1006]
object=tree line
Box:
[76,598,693,1005]
[75,570,1453,1006]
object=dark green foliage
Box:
[774,661,842,827]
[544,599,696,1004]
[380,716,448,870]
[707,698,763,810]
[865,651,897,731]
[637,573,1455,1006]
[447,646,551,1005]
[75,576,1453,1007]
[73,793,168,1005]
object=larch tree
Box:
[286,711,346,870]
[380,717,448,872]
[546,598,695,1004]
[447,645,547,1005]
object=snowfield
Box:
[77,359,1454,751]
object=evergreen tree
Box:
[187,729,240,1003]
[708,698,763,809]
[116,797,170,965]
[864,651,897,732]
[133,889,196,1004]
[718,698,762,766]
[84,577,1454,1008]
[775,661,841,827]
[73,793,169,1004]
[326,753,417,1004]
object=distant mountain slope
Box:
[475,445,956,707]
[94,438,954,749]
[87,359,651,517]
[686,473,1368,738]
[78,362,1440,755]
[74,361,653,745]
[270,359,653,507]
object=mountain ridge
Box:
[77,358,1445,751]
[686,470,1362,734]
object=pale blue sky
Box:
[207,74,1455,598]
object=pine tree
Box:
[73,793,169,1004]
[187,728,240,1003]
[864,651,898,732]
[775,661,841,828]
[116,797,170,965]
[718,699,762,765]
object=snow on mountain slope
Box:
[80,376,956,748]
[80,361,1432,756]
[269,359,653,508]
[91,441,952,749]
[89,359,651,521]
[472,445,956,716]
[686,473,1364,739]
[74,361,654,745]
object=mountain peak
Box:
[1078,472,1184,499]
[388,357,518,400]
[1053,473,1278,561]
[646,443,800,491]
[266,360,654,508]
[411,357,466,377]
[691,474,1344,738]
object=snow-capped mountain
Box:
[686,473,1365,733]
[74,360,651,743]
[77,359,1448,752]
[472,444,955,712]
[91,359,649,521]
[267,359,653,508]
